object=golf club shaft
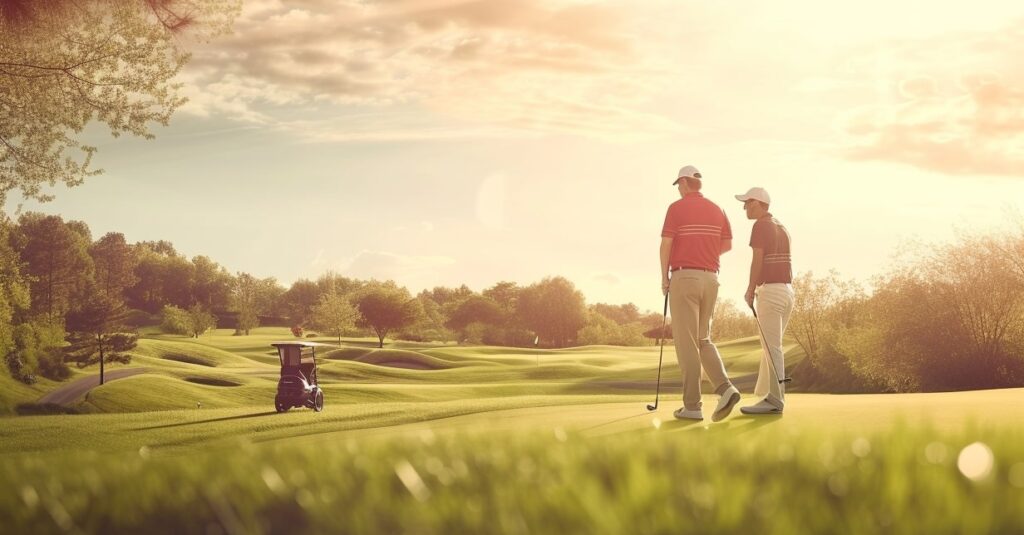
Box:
[750,298,788,385]
[648,291,669,411]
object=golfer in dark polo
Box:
[660,165,741,422]
[735,187,794,415]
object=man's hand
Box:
[662,278,671,296]
[744,289,755,309]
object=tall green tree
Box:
[482,281,520,318]
[1,217,31,376]
[191,255,232,312]
[186,304,217,338]
[126,242,194,312]
[230,273,283,335]
[310,293,361,345]
[446,295,504,343]
[160,304,216,338]
[0,0,239,205]
[231,273,261,335]
[65,291,137,385]
[13,213,94,323]
[281,278,321,327]
[90,232,139,300]
[516,277,586,348]
[355,283,422,348]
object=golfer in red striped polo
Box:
[659,165,741,422]
[736,186,794,415]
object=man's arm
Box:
[660,237,673,295]
[720,239,732,254]
[745,247,764,308]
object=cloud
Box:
[180,0,682,139]
[593,272,621,285]
[342,250,456,281]
[835,20,1024,177]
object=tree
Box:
[229,272,282,335]
[191,255,232,312]
[579,305,647,346]
[711,299,757,342]
[186,304,216,338]
[160,304,191,335]
[410,294,454,343]
[90,232,139,299]
[0,217,30,366]
[65,291,137,385]
[591,303,641,325]
[231,273,261,335]
[838,234,1024,392]
[355,283,422,348]
[445,295,504,343]
[482,281,520,317]
[516,276,586,348]
[0,0,239,205]
[13,213,94,323]
[310,293,361,345]
[789,271,864,365]
[788,270,867,391]
[161,303,215,337]
[281,278,321,327]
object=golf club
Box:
[646,291,670,411]
[749,299,791,385]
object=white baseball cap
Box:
[672,165,702,185]
[735,187,771,205]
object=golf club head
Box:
[646,403,657,411]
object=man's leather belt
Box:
[671,267,717,273]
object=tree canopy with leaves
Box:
[355,283,422,348]
[0,0,238,205]
[64,289,137,385]
[310,293,361,346]
[516,276,586,348]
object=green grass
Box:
[3,395,1024,533]
[4,327,1022,532]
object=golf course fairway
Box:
[2,328,1023,533]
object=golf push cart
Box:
[272,341,329,413]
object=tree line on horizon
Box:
[0,212,761,385]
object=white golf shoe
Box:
[712,385,741,422]
[740,396,784,415]
[673,407,703,420]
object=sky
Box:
[6,0,1024,311]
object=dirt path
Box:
[38,368,148,405]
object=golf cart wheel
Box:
[275,399,289,413]
[313,390,324,412]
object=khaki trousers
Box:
[753,283,795,407]
[669,269,732,411]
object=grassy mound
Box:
[163,353,216,367]
[133,339,265,369]
[184,377,243,387]
[0,371,66,415]
[77,374,275,413]
[13,403,80,416]
[327,348,455,370]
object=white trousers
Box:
[753,283,795,406]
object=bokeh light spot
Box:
[957,442,994,481]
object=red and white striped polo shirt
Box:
[660,192,732,272]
